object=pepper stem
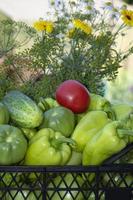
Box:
[104,104,116,120]
[38,97,49,111]
[117,129,133,138]
[51,137,77,149]
[121,114,133,129]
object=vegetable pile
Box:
[0,79,133,166]
[0,79,133,199]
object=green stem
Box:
[117,129,133,138]
[38,97,48,111]
[121,114,133,129]
[51,137,77,149]
[104,104,116,120]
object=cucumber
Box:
[3,90,43,128]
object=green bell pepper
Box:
[24,128,76,165]
[0,102,9,124]
[111,103,133,143]
[21,128,37,140]
[38,97,59,111]
[39,106,75,137]
[71,110,111,152]
[120,114,133,143]
[47,173,85,200]
[111,102,133,120]
[76,93,116,122]
[89,93,116,120]
[66,151,82,165]
[0,125,27,165]
[82,121,133,166]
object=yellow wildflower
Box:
[72,19,92,35]
[67,28,76,38]
[33,20,54,33]
[45,21,54,33]
[33,21,47,31]
[121,10,133,27]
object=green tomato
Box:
[0,125,27,165]
[40,106,75,137]
[47,173,85,200]
[0,102,9,124]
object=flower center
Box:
[126,15,131,20]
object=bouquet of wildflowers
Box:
[0,0,133,101]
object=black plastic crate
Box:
[0,144,133,200]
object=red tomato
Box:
[55,80,91,113]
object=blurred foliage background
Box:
[105,0,133,104]
[103,0,133,104]
[123,0,133,4]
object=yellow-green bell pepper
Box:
[21,127,37,140]
[38,97,59,111]
[89,93,116,120]
[71,110,111,152]
[66,151,82,165]
[76,93,116,122]
[111,102,133,143]
[82,121,133,166]
[24,128,76,165]
[111,102,133,120]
